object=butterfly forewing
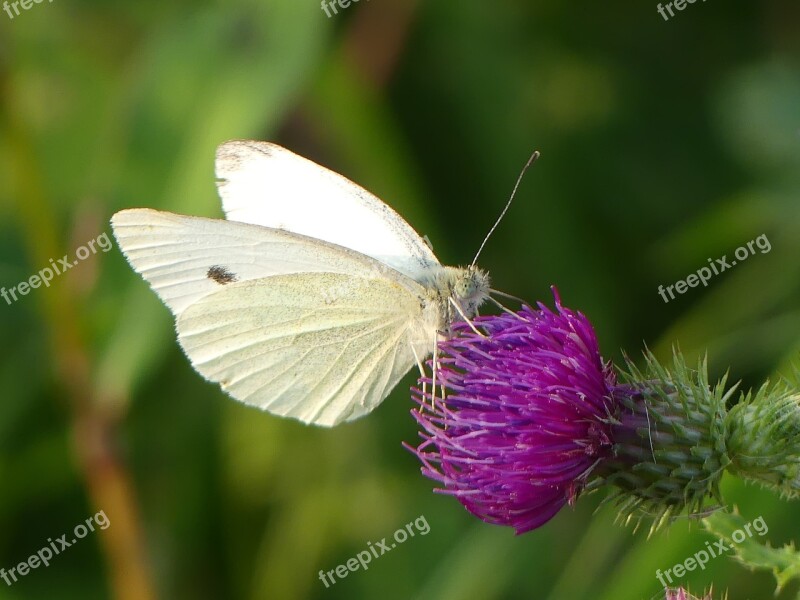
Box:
[111,208,418,317]
[216,140,441,281]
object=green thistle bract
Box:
[592,350,735,531]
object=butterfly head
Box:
[452,266,490,319]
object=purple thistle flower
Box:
[665,587,717,600]
[406,288,618,534]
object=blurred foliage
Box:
[0,0,799,599]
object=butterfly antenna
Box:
[487,295,525,320]
[471,150,540,267]
[489,288,526,303]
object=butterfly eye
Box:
[456,276,478,299]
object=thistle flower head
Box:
[407,288,618,534]
[408,286,800,538]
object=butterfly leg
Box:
[429,330,448,411]
[449,297,486,338]
[430,330,438,411]
[410,342,428,410]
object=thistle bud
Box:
[726,380,800,498]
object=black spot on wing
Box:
[207,265,238,285]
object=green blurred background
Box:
[1,0,799,599]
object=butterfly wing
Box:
[111,208,412,317]
[111,208,436,425]
[177,273,431,426]
[215,140,440,280]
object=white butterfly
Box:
[111,141,527,427]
